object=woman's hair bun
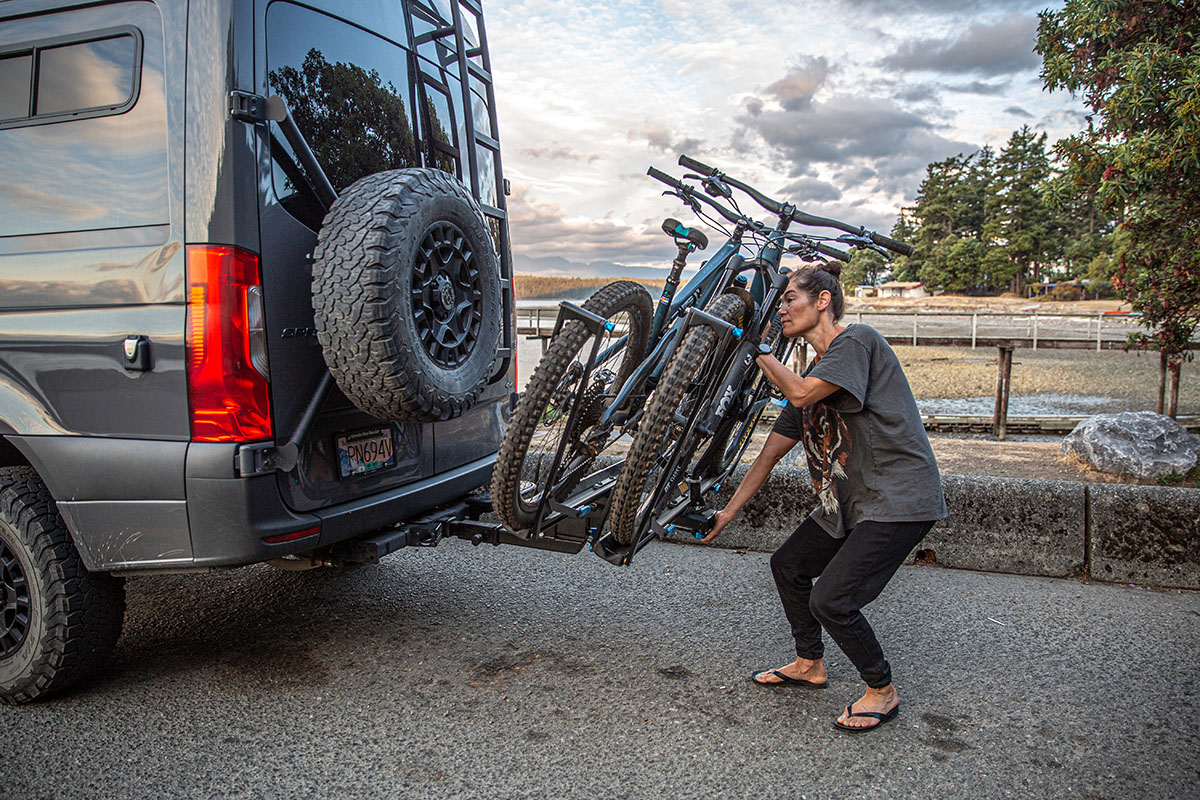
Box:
[818,259,842,279]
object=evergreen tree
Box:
[982,126,1055,294]
[842,248,888,289]
[902,150,994,292]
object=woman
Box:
[702,261,946,734]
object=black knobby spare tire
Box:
[313,168,502,422]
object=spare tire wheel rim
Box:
[1,536,31,658]
[413,220,483,369]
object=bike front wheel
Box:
[606,292,748,545]
[491,280,653,533]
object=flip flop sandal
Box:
[749,669,827,689]
[832,702,899,733]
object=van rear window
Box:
[267,1,419,229]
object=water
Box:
[918,393,1131,416]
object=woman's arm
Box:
[755,352,841,408]
[701,431,798,544]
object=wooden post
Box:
[1157,350,1167,415]
[1167,353,1182,419]
[793,341,809,373]
[1096,314,1102,351]
[912,314,918,346]
[993,346,1014,440]
[971,313,977,349]
[1032,316,1039,350]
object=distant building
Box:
[877,281,927,298]
[854,285,877,298]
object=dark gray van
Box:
[0,0,517,703]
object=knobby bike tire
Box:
[607,293,748,545]
[491,281,653,532]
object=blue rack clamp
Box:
[604,321,615,331]
[732,327,744,338]
[665,524,677,536]
[577,505,593,517]
[694,531,705,540]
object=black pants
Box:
[770,516,935,689]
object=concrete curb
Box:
[683,463,1200,590]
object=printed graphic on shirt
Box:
[801,402,851,517]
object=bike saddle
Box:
[661,218,709,250]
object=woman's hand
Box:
[700,507,736,544]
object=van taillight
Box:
[185,245,273,442]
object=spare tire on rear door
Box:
[312,168,502,422]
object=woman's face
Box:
[778,283,828,338]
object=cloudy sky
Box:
[486,0,1086,271]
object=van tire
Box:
[0,467,125,705]
[313,168,502,422]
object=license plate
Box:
[336,427,396,478]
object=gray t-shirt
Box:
[772,324,947,538]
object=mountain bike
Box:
[491,155,912,563]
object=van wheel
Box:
[0,467,125,704]
[313,168,502,422]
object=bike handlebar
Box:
[673,154,915,257]
[812,242,852,263]
[677,154,717,177]
[647,166,747,228]
[650,166,853,263]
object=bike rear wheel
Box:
[492,280,652,532]
[606,293,748,545]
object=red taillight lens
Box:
[185,245,273,442]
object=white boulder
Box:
[1062,411,1200,479]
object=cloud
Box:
[763,56,829,111]
[1005,106,1034,118]
[735,93,975,195]
[945,80,1010,96]
[506,184,669,263]
[521,143,601,162]
[834,0,1032,13]
[629,123,703,155]
[877,13,1040,77]
[778,177,842,203]
[890,83,941,104]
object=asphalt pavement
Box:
[3,540,1198,800]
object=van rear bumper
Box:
[185,452,496,569]
[11,434,494,572]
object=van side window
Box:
[0,54,32,121]
[0,30,140,127]
[266,1,419,230]
[0,10,164,238]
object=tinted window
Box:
[36,36,136,116]
[0,54,32,120]
[267,1,418,229]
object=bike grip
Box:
[647,166,684,189]
[677,154,716,176]
[869,231,914,257]
[814,242,852,262]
